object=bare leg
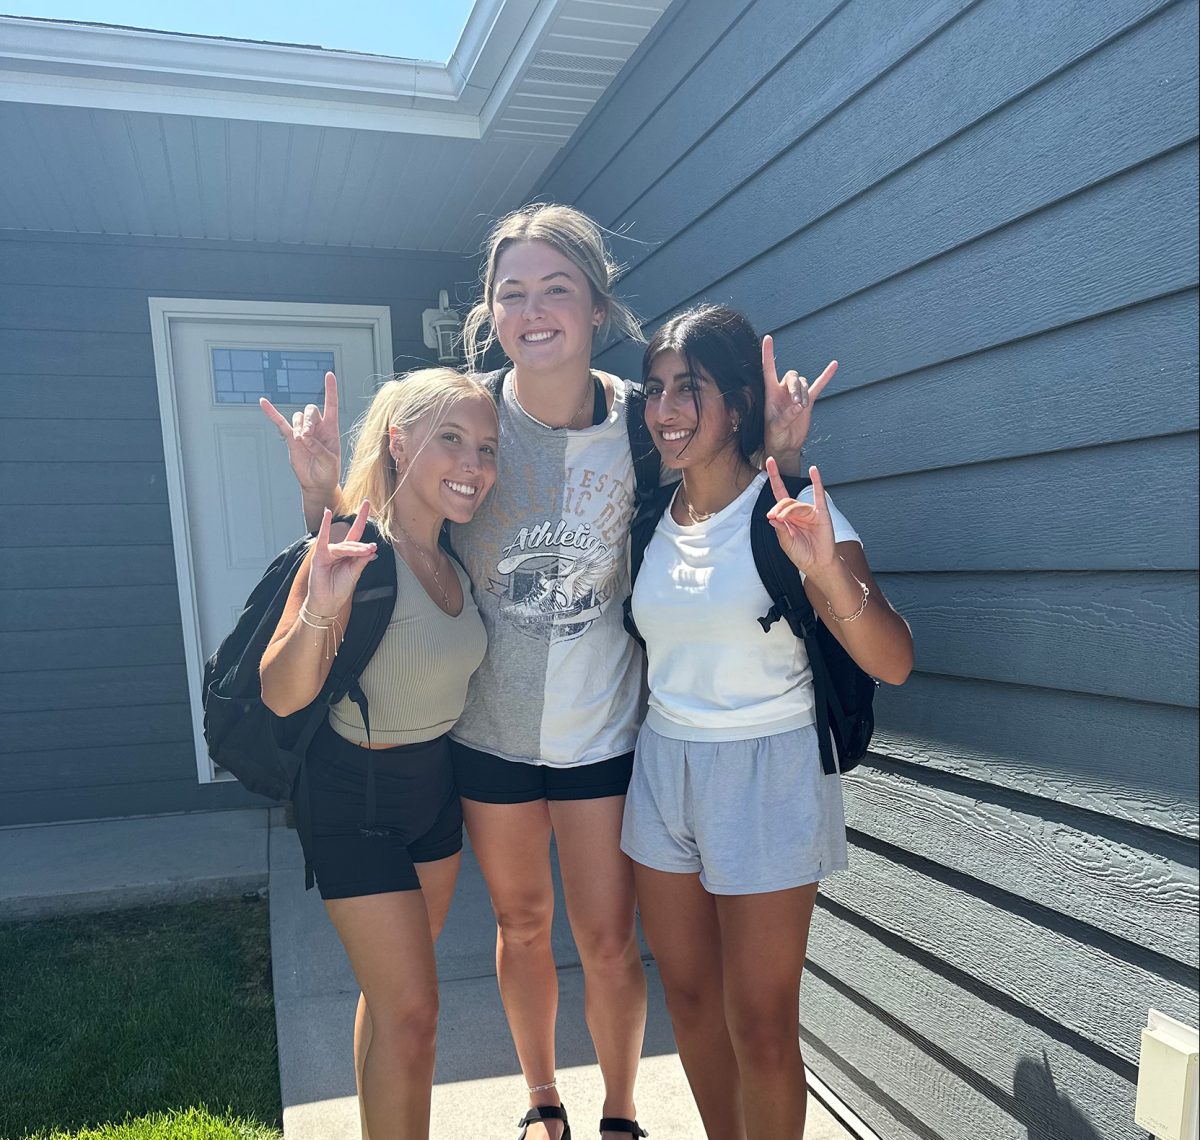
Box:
[352,853,461,1139]
[462,797,564,1140]
[633,864,745,1139]
[551,796,646,1137]
[326,872,454,1139]
[716,885,818,1140]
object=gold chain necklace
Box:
[680,488,714,525]
[393,522,452,610]
[680,468,757,525]
[516,372,597,429]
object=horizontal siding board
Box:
[573,0,846,223]
[0,626,184,674]
[0,375,161,420]
[877,571,1199,706]
[0,583,182,630]
[600,0,972,243]
[1,461,169,505]
[0,233,474,302]
[0,779,264,828]
[0,664,190,714]
[0,546,176,590]
[0,420,165,463]
[0,741,200,794]
[808,904,1138,1135]
[875,675,1200,839]
[615,0,1191,312]
[823,841,1199,1065]
[844,765,1200,967]
[800,967,1032,1140]
[539,0,751,203]
[807,290,1200,483]
[0,330,156,378]
[0,703,193,754]
[704,144,1200,395]
[0,284,153,333]
[832,434,1200,572]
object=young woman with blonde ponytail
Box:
[267,203,824,1140]
[259,368,498,1139]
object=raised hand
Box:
[765,457,837,575]
[761,336,836,471]
[260,371,342,493]
[305,501,376,618]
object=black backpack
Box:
[624,472,877,776]
[201,520,397,803]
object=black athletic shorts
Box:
[449,739,635,804]
[295,721,463,900]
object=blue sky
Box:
[2,1,478,61]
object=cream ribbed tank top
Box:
[328,555,487,745]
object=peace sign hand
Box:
[765,457,837,576]
[761,336,836,471]
[305,500,377,618]
[260,371,342,494]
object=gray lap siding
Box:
[537,0,1200,1135]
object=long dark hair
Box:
[642,304,765,464]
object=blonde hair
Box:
[462,202,644,371]
[338,367,495,546]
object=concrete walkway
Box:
[0,807,858,1139]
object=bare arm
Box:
[260,370,344,533]
[765,458,913,685]
[259,503,375,716]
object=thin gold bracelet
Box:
[826,581,870,624]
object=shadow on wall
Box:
[1015,1053,1104,1140]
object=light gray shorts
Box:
[620,721,848,895]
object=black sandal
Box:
[518,1103,571,1140]
[600,1119,647,1137]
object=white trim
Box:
[0,0,547,136]
[0,70,481,137]
[148,298,393,785]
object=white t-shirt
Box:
[630,471,861,741]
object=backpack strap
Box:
[624,379,662,514]
[476,367,507,400]
[748,476,841,776]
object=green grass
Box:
[0,898,282,1140]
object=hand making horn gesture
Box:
[305,500,377,619]
[765,456,837,576]
[760,336,837,466]
[260,371,342,493]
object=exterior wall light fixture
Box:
[422,289,462,364]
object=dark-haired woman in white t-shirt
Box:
[623,304,913,1140]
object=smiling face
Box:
[643,349,741,470]
[390,394,499,525]
[490,240,605,378]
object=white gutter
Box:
[0,0,547,137]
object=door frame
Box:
[148,297,394,784]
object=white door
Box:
[149,299,393,782]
